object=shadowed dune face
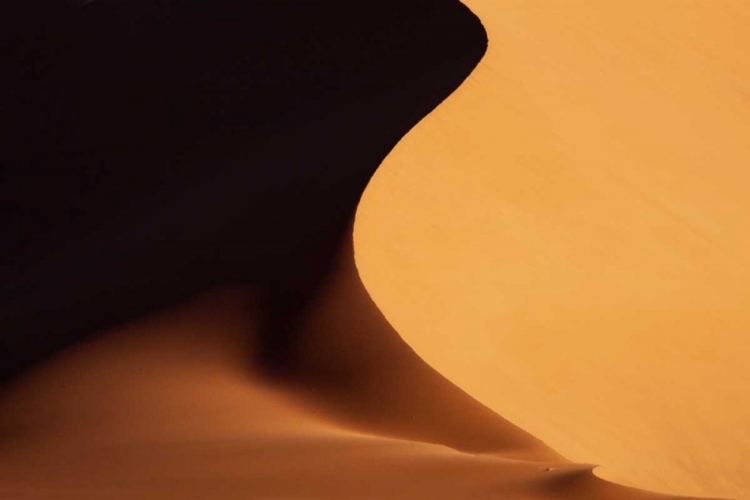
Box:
[1,0,487,382]
[355,1,750,498]
[0,0,740,498]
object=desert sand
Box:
[1,0,746,499]
[0,226,702,499]
[356,1,750,499]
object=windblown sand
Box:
[0,256,702,499]
[1,2,747,499]
[356,1,750,499]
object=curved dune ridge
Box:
[1,228,710,499]
[356,1,750,499]
[0,0,740,499]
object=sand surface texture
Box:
[0,238,707,499]
[1,1,746,499]
[356,1,750,499]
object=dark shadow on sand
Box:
[1,0,487,383]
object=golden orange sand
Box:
[1,237,681,499]
[2,2,748,499]
[355,2,750,499]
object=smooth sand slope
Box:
[0,226,702,499]
[0,0,740,498]
[356,1,750,499]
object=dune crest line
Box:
[1,1,720,498]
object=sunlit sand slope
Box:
[0,237,703,500]
[355,2,750,499]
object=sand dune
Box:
[0,230,702,499]
[356,1,750,498]
[1,0,744,498]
